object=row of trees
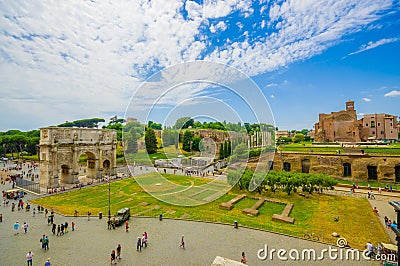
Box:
[0,130,40,158]
[182,131,202,152]
[172,116,275,134]
[227,169,338,195]
[219,140,232,159]
[58,118,106,128]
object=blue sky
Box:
[0,0,399,131]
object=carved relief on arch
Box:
[58,152,73,165]
[42,129,49,139]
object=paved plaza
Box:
[0,161,390,265]
[1,182,382,266]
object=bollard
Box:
[159,214,163,221]
[99,212,102,219]
[234,220,238,229]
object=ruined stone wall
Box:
[273,152,400,182]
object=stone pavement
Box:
[0,182,382,266]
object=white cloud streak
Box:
[384,90,400,97]
[348,37,399,56]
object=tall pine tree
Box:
[127,128,138,153]
[219,143,224,159]
[182,131,193,152]
[145,128,158,154]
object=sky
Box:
[0,0,399,132]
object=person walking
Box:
[71,221,75,231]
[125,221,129,232]
[136,237,142,251]
[44,258,51,266]
[60,223,64,235]
[116,244,121,260]
[179,235,185,249]
[26,251,33,266]
[44,236,49,251]
[40,235,46,249]
[87,211,91,221]
[13,221,20,235]
[23,222,28,233]
[64,222,68,233]
[52,223,56,235]
[141,233,147,248]
[56,225,60,236]
[241,251,247,264]
[110,250,117,264]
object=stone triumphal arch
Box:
[39,127,117,191]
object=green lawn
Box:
[30,173,388,249]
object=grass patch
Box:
[31,176,389,249]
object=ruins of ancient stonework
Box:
[39,127,117,191]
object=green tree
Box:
[125,128,138,154]
[173,117,194,129]
[105,123,123,141]
[25,137,39,155]
[292,133,305,143]
[148,121,162,130]
[144,128,158,154]
[192,137,201,152]
[162,128,179,147]
[223,140,229,158]
[182,131,193,152]
[58,118,105,128]
[219,143,224,159]
[123,122,145,137]
[233,143,249,159]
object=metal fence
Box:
[15,178,41,194]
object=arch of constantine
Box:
[39,127,117,191]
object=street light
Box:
[388,201,400,263]
[108,177,111,224]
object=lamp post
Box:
[388,201,400,262]
[108,176,111,223]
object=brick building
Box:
[314,101,361,142]
[314,101,399,142]
[361,114,398,141]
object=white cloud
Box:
[0,0,396,130]
[266,83,278,88]
[348,38,399,56]
[210,21,227,33]
[384,90,400,97]
[206,0,395,75]
[362,97,372,102]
